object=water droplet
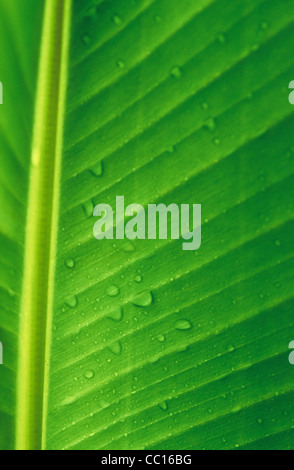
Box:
[89,161,103,177]
[257,418,263,425]
[109,341,122,356]
[156,334,166,343]
[201,102,209,110]
[149,355,160,364]
[158,401,168,411]
[8,289,16,298]
[217,33,226,44]
[86,6,96,18]
[213,138,220,145]
[82,34,91,45]
[112,15,122,25]
[227,345,235,353]
[175,319,192,331]
[66,296,78,308]
[117,60,125,69]
[84,370,94,379]
[135,275,142,283]
[82,199,94,218]
[121,241,135,252]
[170,66,182,79]
[106,284,120,297]
[154,15,162,23]
[132,291,153,307]
[65,258,75,269]
[203,117,216,131]
[260,21,269,31]
[107,307,123,322]
[275,240,281,247]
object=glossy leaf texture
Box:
[0,0,294,450]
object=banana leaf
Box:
[0,0,294,450]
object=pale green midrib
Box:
[15,0,71,450]
[41,0,72,451]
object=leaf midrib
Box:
[15,0,71,450]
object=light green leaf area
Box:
[0,0,294,450]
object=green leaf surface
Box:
[0,0,294,450]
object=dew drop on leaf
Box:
[109,341,122,356]
[65,258,75,269]
[117,60,125,69]
[170,66,182,79]
[156,334,166,343]
[86,7,96,18]
[8,289,16,298]
[89,161,103,177]
[158,401,168,411]
[260,21,269,31]
[65,296,78,308]
[106,284,120,297]
[107,307,123,322]
[132,291,153,307]
[112,15,122,25]
[81,34,90,45]
[217,33,226,44]
[154,15,162,23]
[135,275,142,283]
[82,199,94,218]
[84,370,94,380]
[149,355,160,364]
[203,117,216,131]
[175,319,192,331]
[121,241,135,252]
